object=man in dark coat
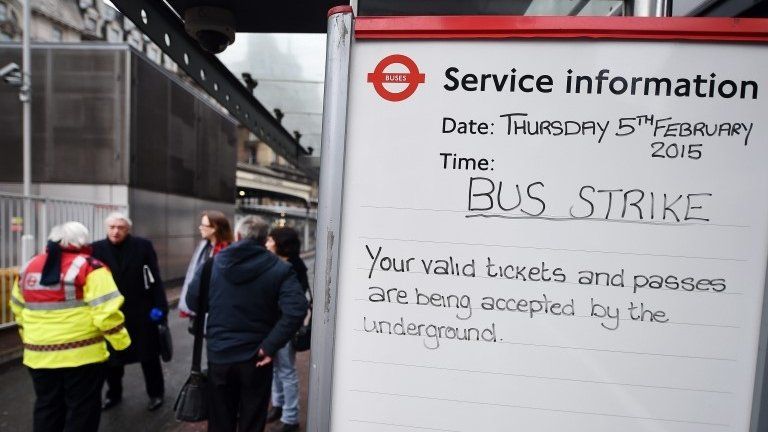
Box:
[186,215,308,432]
[91,212,169,411]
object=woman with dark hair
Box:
[265,226,309,432]
[178,210,233,316]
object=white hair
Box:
[48,221,90,248]
[105,211,133,228]
[235,215,269,244]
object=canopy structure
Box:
[108,0,335,181]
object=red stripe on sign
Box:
[355,16,768,42]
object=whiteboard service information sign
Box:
[328,21,768,432]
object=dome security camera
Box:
[184,6,236,54]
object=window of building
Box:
[162,54,178,72]
[249,146,257,165]
[147,45,161,63]
[0,3,7,21]
[103,6,117,21]
[51,27,62,42]
[0,32,11,42]
[84,16,96,31]
[107,27,122,42]
[127,31,142,50]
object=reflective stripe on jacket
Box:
[10,250,131,369]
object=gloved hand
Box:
[150,307,165,323]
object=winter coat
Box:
[185,238,308,364]
[11,247,131,369]
[178,241,209,315]
[92,235,168,363]
[287,255,310,294]
[178,240,228,315]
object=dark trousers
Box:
[105,357,164,400]
[28,362,105,432]
[207,360,273,432]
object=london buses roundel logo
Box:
[367,54,425,102]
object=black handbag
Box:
[174,258,213,422]
[292,288,313,352]
[292,314,311,352]
[174,371,207,421]
[158,323,173,362]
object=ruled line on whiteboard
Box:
[351,359,733,394]
[465,212,748,228]
[359,205,750,228]
[347,389,730,427]
[354,266,744,296]
[351,329,737,362]
[352,298,742,329]
[359,236,747,262]
[349,419,462,432]
[497,340,736,361]
[669,320,741,329]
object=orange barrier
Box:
[0,268,18,325]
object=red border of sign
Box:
[354,16,768,42]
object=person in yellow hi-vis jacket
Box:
[10,221,131,432]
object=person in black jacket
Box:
[186,215,308,432]
[91,212,169,412]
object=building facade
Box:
[0,43,238,280]
[0,0,318,279]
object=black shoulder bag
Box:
[144,264,173,363]
[174,258,213,422]
[292,287,313,352]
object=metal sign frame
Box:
[309,10,768,432]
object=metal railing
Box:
[0,193,126,327]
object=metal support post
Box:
[39,198,47,251]
[626,0,673,16]
[306,7,353,432]
[304,206,310,251]
[20,0,34,263]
